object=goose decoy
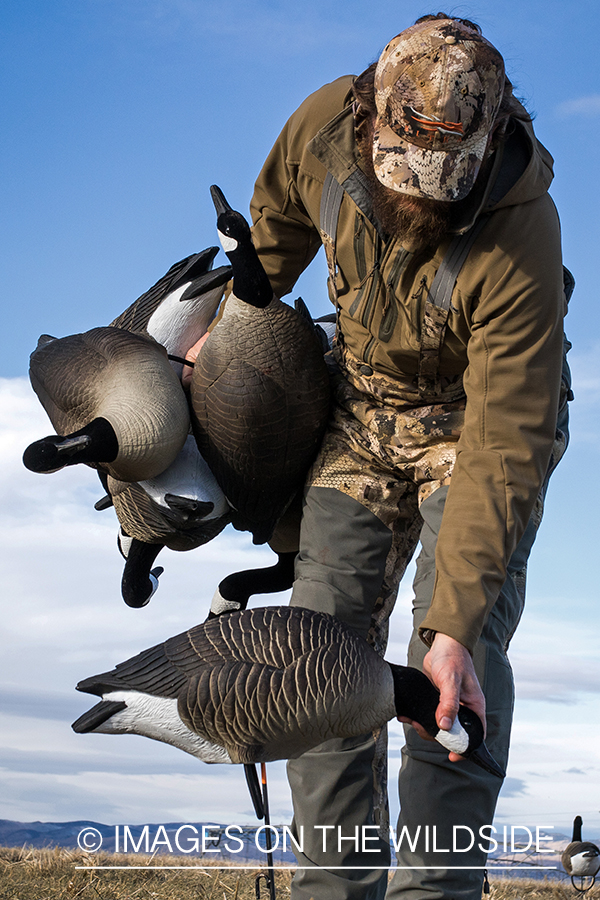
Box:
[109,246,232,381]
[111,436,232,607]
[189,186,330,545]
[24,245,231,480]
[72,606,504,776]
[562,816,600,886]
[24,327,190,482]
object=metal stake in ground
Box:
[254,762,276,900]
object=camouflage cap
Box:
[373,19,505,201]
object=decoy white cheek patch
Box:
[118,529,133,559]
[99,691,232,764]
[435,718,469,755]
[210,587,243,617]
[217,230,238,253]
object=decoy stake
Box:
[570,875,596,894]
[254,762,276,900]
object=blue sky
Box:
[1,0,599,845]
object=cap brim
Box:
[373,122,489,201]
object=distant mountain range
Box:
[0,818,298,862]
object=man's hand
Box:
[398,633,486,762]
[181,332,209,388]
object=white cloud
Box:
[556,95,600,117]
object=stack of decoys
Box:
[24,186,331,609]
[26,189,336,870]
[561,816,600,891]
[24,246,237,606]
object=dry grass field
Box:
[1,846,598,900]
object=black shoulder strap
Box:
[418,216,490,394]
[427,216,490,311]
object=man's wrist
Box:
[420,628,437,648]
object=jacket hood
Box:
[489,115,554,210]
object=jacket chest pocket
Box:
[376,248,413,342]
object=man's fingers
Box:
[397,716,435,742]
[423,634,487,737]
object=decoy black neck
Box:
[573,817,583,842]
[390,664,439,736]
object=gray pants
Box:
[286,421,568,900]
[285,340,570,900]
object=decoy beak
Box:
[23,418,118,473]
[467,741,505,779]
[55,435,92,455]
[210,184,232,217]
[23,434,92,472]
[164,494,215,518]
[94,494,113,511]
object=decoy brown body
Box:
[73,606,504,777]
[190,186,330,545]
[561,816,600,878]
[25,327,190,482]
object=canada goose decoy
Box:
[110,246,232,380]
[562,816,600,889]
[24,244,231,480]
[190,186,330,545]
[24,327,190,481]
[73,606,504,776]
[111,436,232,607]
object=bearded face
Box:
[355,115,452,248]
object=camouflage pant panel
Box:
[309,344,466,653]
[306,345,466,839]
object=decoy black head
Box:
[210,185,251,245]
[390,664,505,778]
[23,417,118,474]
[163,493,215,527]
[209,184,273,309]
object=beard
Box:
[356,119,452,248]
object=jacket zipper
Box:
[360,232,385,331]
